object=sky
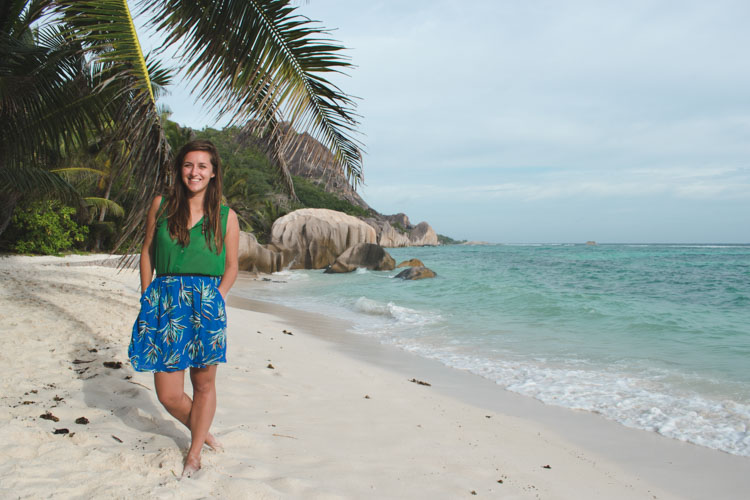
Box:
[138,0,750,243]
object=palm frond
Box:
[146,56,173,99]
[51,166,108,176]
[58,0,155,102]
[0,164,79,201]
[0,21,106,171]
[84,196,125,217]
[52,0,172,254]
[140,0,364,186]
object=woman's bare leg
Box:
[154,369,222,453]
[181,365,218,477]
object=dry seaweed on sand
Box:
[409,378,431,386]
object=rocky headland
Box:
[235,131,441,274]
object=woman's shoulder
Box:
[147,196,168,224]
[146,195,164,215]
[220,205,238,227]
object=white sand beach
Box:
[1,255,748,499]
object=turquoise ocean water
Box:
[233,244,750,456]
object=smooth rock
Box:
[362,217,439,248]
[363,218,410,247]
[396,258,424,268]
[271,208,377,269]
[325,243,396,273]
[238,231,290,274]
[385,213,411,228]
[408,222,439,246]
[394,266,437,280]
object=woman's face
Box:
[181,150,215,196]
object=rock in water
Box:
[325,243,396,273]
[394,266,437,280]
[396,258,424,268]
[271,209,377,269]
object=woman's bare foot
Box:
[182,455,201,478]
[205,432,223,451]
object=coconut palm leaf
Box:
[53,0,171,255]
[0,164,78,201]
[47,0,171,251]
[1,2,117,235]
[57,0,155,100]
[0,18,107,173]
[84,196,125,218]
[52,166,108,177]
[140,0,363,185]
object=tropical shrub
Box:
[7,201,88,254]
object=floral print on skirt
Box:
[129,275,227,372]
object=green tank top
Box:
[153,199,229,276]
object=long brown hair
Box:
[164,140,224,253]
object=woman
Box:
[129,139,240,477]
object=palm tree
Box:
[0,0,97,235]
[1,0,363,251]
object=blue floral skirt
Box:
[129,275,227,372]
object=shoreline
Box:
[1,255,748,498]
[227,281,750,500]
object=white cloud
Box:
[364,165,750,203]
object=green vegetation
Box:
[437,234,466,245]
[391,222,408,234]
[292,177,372,218]
[5,201,88,255]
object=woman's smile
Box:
[181,151,215,194]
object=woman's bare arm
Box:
[218,208,240,299]
[139,196,162,294]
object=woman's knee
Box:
[154,372,186,409]
[156,388,184,409]
[190,366,217,395]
